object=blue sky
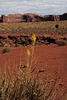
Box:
[0,0,67,16]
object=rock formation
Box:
[60,13,67,20]
[0,13,67,23]
[1,14,25,23]
[43,15,60,21]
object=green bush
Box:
[25,37,29,46]
[55,24,59,28]
[55,40,67,46]
[2,47,11,53]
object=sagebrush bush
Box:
[25,37,29,46]
[15,43,19,47]
[56,40,66,46]
[0,44,2,47]
[2,47,11,53]
[0,70,66,100]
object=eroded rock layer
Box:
[0,13,67,23]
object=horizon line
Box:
[0,12,67,17]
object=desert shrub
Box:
[35,41,42,45]
[0,71,66,100]
[0,44,2,47]
[2,47,11,53]
[56,40,66,46]
[10,43,13,47]
[55,24,59,28]
[0,73,58,100]
[3,43,8,47]
[25,37,29,46]
[15,43,19,47]
[0,43,6,47]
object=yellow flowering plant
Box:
[26,49,30,57]
[26,49,30,68]
[30,34,36,68]
[32,34,36,43]
[19,34,37,83]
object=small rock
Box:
[22,65,27,68]
[38,69,44,72]
[58,83,63,86]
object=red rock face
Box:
[60,13,67,20]
[0,17,2,22]
[1,15,6,22]
[0,13,67,23]
[43,15,60,21]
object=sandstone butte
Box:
[0,13,67,23]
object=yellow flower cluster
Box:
[26,49,30,56]
[26,34,36,57]
[32,34,36,42]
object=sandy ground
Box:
[0,44,67,99]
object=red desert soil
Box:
[0,44,67,98]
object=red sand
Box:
[0,44,67,98]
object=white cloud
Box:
[0,0,67,16]
[0,0,16,2]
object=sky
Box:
[0,0,67,16]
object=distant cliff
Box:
[0,13,67,23]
